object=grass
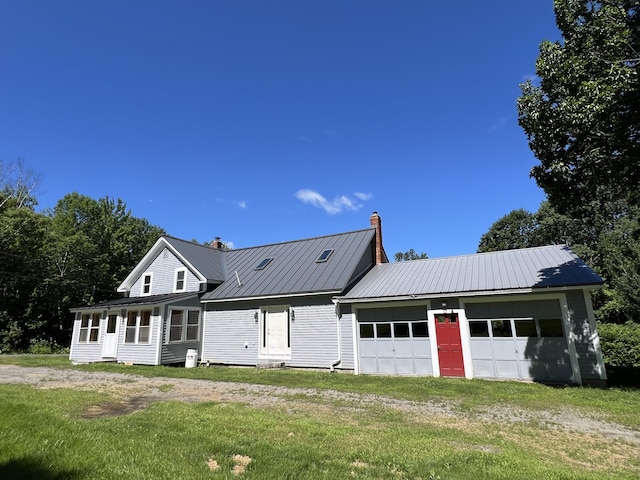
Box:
[0,355,639,479]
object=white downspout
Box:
[331,299,341,372]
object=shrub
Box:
[597,321,640,368]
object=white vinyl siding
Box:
[131,250,200,296]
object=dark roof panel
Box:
[202,228,376,301]
[340,245,603,301]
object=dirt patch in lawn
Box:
[1,364,639,450]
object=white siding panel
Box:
[131,249,201,297]
[289,304,338,369]
[202,309,260,365]
[339,313,355,370]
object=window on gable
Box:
[174,268,186,292]
[255,257,273,270]
[316,249,333,262]
[142,273,153,295]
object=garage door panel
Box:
[472,359,495,378]
[360,357,378,374]
[377,358,395,374]
[359,340,377,357]
[394,340,413,357]
[494,359,520,378]
[376,340,394,357]
[395,358,414,375]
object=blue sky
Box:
[0,1,559,258]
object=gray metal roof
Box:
[163,236,226,282]
[202,228,376,301]
[71,292,199,311]
[340,245,603,302]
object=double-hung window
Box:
[125,310,152,344]
[79,313,100,343]
[141,273,153,296]
[174,268,187,292]
[168,309,200,343]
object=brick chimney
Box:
[369,212,388,264]
[211,237,222,249]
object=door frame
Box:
[259,305,291,359]
[428,307,472,379]
[101,313,120,358]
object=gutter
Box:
[330,299,341,372]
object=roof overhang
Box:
[202,290,342,304]
[70,292,200,312]
[335,284,603,304]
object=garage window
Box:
[469,321,489,337]
[360,324,374,338]
[394,323,410,338]
[412,322,429,337]
[376,323,392,338]
[539,318,564,337]
[491,320,512,337]
[515,319,537,338]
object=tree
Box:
[394,249,428,262]
[518,1,640,226]
[478,209,539,253]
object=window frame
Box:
[167,308,201,344]
[79,313,100,343]
[141,272,153,296]
[174,268,187,293]
[124,310,153,344]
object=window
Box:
[186,310,199,341]
[491,320,512,337]
[539,318,564,337]
[79,313,100,343]
[360,324,374,338]
[316,249,333,262]
[174,269,186,292]
[255,258,273,270]
[412,322,429,337]
[469,321,489,337]
[125,312,137,343]
[141,273,153,295]
[106,314,117,334]
[376,323,392,338]
[514,319,537,338]
[394,323,410,338]
[125,310,152,344]
[168,309,200,343]
[139,311,151,343]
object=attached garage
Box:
[357,305,432,375]
[340,245,608,385]
[465,299,573,383]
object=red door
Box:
[435,313,465,377]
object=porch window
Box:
[168,308,201,343]
[125,312,137,343]
[125,310,152,344]
[79,313,100,343]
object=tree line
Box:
[0,160,164,352]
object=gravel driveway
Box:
[1,364,638,446]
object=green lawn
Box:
[1,355,639,479]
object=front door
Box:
[435,313,465,377]
[102,314,119,358]
[265,307,289,357]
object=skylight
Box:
[255,257,273,270]
[316,249,334,263]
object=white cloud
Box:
[237,200,247,209]
[354,192,373,201]
[295,189,371,215]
